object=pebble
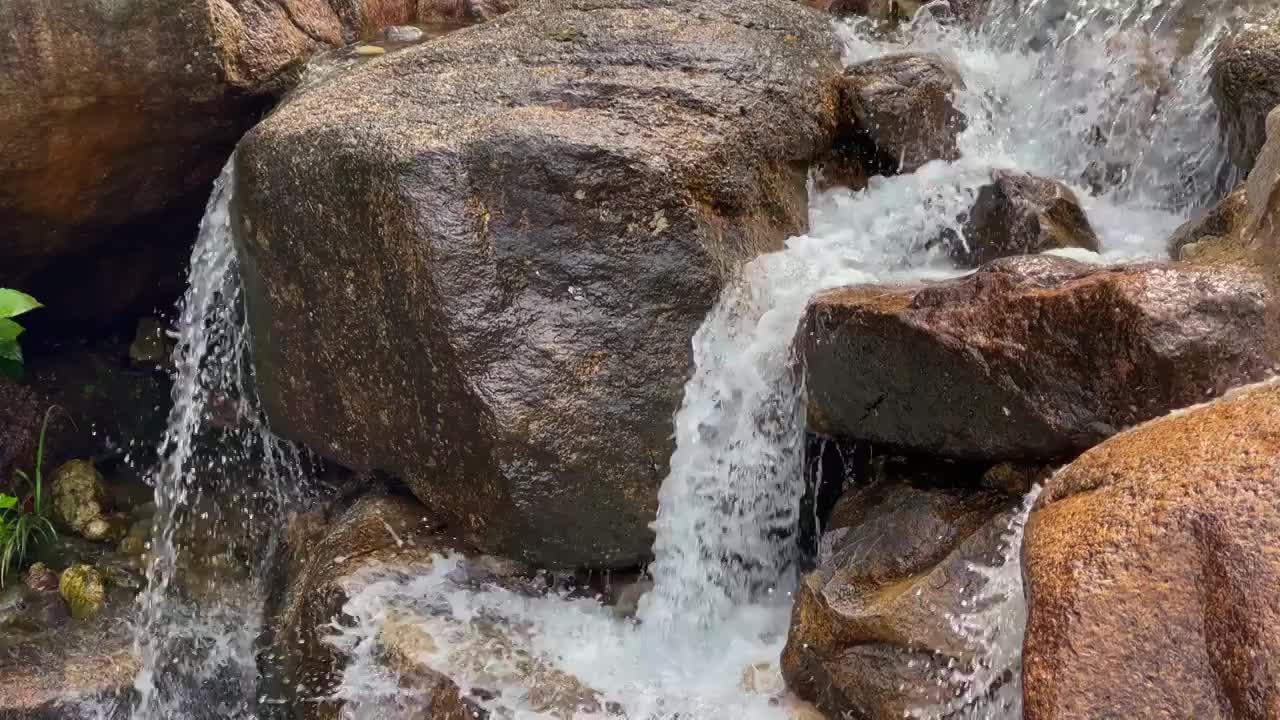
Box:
[354,45,387,56]
[384,25,425,43]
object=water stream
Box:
[115,0,1246,717]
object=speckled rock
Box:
[49,460,109,538]
[1211,11,1280,174]
[949,170,1099,267]
[843,53,967,176]
[265,494,466,719]
[801,255,1277,460]
[58,564,105,620]
[0,0,500,329]
[0,380,41,485]
[1023,380,1280,720]
[781,457,1022,719]
[235,0,846,568]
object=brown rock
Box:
[843,53,967,176]
[1169,184,1249,260]
[1211,12,1280,174]
[1022,380,1280,720]
[266,494,461,719]
[0,0,501,329]
[781,457,1021,719]
[235,0,845,568]
[802,254,1277,460]
[0,381,41,486]
[949,170,1099,267]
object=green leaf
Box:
[0,356,22,382]
[0,319,22,343]
[0,495,15,510]
[0,289,41,320]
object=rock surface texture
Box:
[950,170,1099,267]
[843,53,967,176]
[235,0,846,568]
[1023,380,1280,720]
[781,458,1021,719]
[801,255,1276,460]
[0,0,502,327]
[1211,12,1280,174]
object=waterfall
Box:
[121,157,315,720]
[112,0,1247,716]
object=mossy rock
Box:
[59,564,105,620]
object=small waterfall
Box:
[125,156,315,719]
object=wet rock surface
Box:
[1023,380,1280,720]
[235,0,845,568]
[1169,184,1249,260]
[265,494,468,719]
[1211,12,1280,174]
[801,255,1277,460]
[781,457,1022,719]
[0,381,42,486]
[949,170,1099,267]
[0,0,495,330]
[843,53,967,176]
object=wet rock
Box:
[949,170,1099,267]
[236,0,845,568]
[1211,12,1280,174]
[385,25,427,43]
[1023,379,1280,720]
[843,53,967,175]
[58,564,105,620]
[0,0,505,331]
[128,317,173,369]
[781,457,1022,719]
[24,562,59,593]
[809,0,980,25]
[801,255,1277,460]
[1168,184,1249,260]
[266,494,464,718]
[49,460,109,539]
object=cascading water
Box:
[94,158,317,720]
[116,0,1251,717]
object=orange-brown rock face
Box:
[1022,380,1280,720]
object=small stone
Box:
[128,317,173,368]
[25,562,59,593]
[50,460,108,537]
[59,564,105,620]
[354,45,386,56]
[83,518,111,541]
[384,25,425,43]
[119,534,145,556]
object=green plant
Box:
[0,288,42,381]
[1,407,59,586]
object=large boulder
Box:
[234,0,846,568]
[0,0,500,329]
[781,457,1024,719]
[843,53,967,176]
[801,255,1276,460]
[1023,380,1280,719]
[949,170,1099,267]
[1211,12,1280,175]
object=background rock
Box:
[0,0,500,332]
[802,255,1276,460]
[781,457,1021,719]
[235,0,845,568]
[949,170,1099,267]
[1211,12,1280,174]
[843,53,967,176]
[1023,380,1280,720]
[1169,184,1248,260]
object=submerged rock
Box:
[58,564,105,620]
[1211,12,1280,174]
[1023,380,1280,719]
[0,0,501,330]
[842,53,967,176]
[236,0,845,568]
[801,255,1276,460]
[781,457,1023,719]
[949,170,1099,267]
[50,460,109,539]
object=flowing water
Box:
[116,0,1250,717]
